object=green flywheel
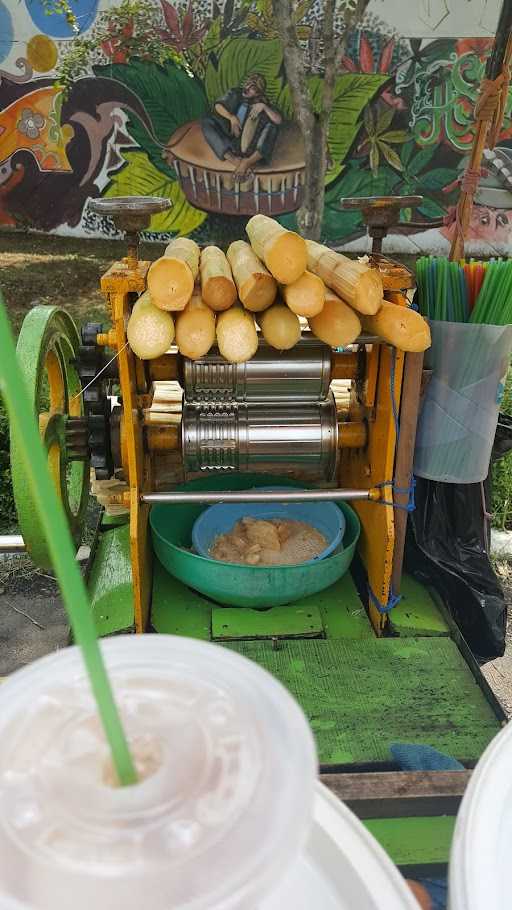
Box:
[11,306,90,569]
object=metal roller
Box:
[182,338,332,402]
[182,393,338,479]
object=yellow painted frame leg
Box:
[101,261,152,633]
[341,343,405,633]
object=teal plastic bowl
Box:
[150,474,360,609]
[191,491,345,564]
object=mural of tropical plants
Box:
[1,0,512,248]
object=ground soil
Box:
[0,231,165,332]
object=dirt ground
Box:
[482,565,512,715]
[0,231,166,333]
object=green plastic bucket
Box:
[150,474,360,609]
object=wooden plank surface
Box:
[226,638,500,766]
[305,573,374,639]
[320,769,470,818]
[391,574,450,637]
[212,603,324,640]
[364,815,455,874]
[151,561,211,639]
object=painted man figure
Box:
[201,73,282,178]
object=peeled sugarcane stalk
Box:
[216,304,258,363]
[226,240,277,312]
[200,246,237,312]
[147,237,200,311]
[258,302,301,350]
[306,240,382,315]
[175,289,216,360]
[246,214,307,284]
[309,290,361,348]
[281,270,325,317]
[361,301,431,352]
[127,290,175,360]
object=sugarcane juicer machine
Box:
[11,195,423,637]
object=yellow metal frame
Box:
[100,260,153,633]
[341,343,404,633]
[98,259,411,636]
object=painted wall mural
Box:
[0,0,511,253]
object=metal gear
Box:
[74,323,118,480]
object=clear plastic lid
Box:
[0,635,317,910]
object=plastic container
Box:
[414,321,512,483]
[191,489,345,563]
[0,635,316,910]
[265,782,419,910]
[449,720,512,910]
[150,474,360,609]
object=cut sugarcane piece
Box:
[362,301,431,352]
[127,290,175,360]
[306,240,382,315]
[226,240,277,312]
[175,289,216,360]
[147,237,200,311]
[246,214,307,284]
[258,302,301,350]
[200,246,237,312]
[281,270,325,317]
[216,304,258,363]
[309,290,361,348]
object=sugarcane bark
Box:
[307,241,383,315]
[246,214,307,284]
[227,240,277,312]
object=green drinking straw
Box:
[0,293,137,786]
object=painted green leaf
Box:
[376,106,395,134]
[204,37,284,105]
[329,75,389,173]
[379,142,403,171]
[420,168,455,190]
[279,74,388,183]
[370,143,380,172]
[94,59,208,174]
[418,197,447,219]
[401,141,415,167]
[409,144,436,174]
[104,150,206,236]
[380,130,409,144]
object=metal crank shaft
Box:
[142,489,376,504]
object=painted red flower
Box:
[342,34,405,111]
[101,19,134,64]
[158,0,208,52]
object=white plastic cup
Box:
[414,321,512,483]
[449,719,512,910]
[0,635,317,910]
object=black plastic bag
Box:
[406,413,512,660]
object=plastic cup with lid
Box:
[0,634,317,910]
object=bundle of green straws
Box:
[416,256,512,326]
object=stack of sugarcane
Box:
[127,215,431,363]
